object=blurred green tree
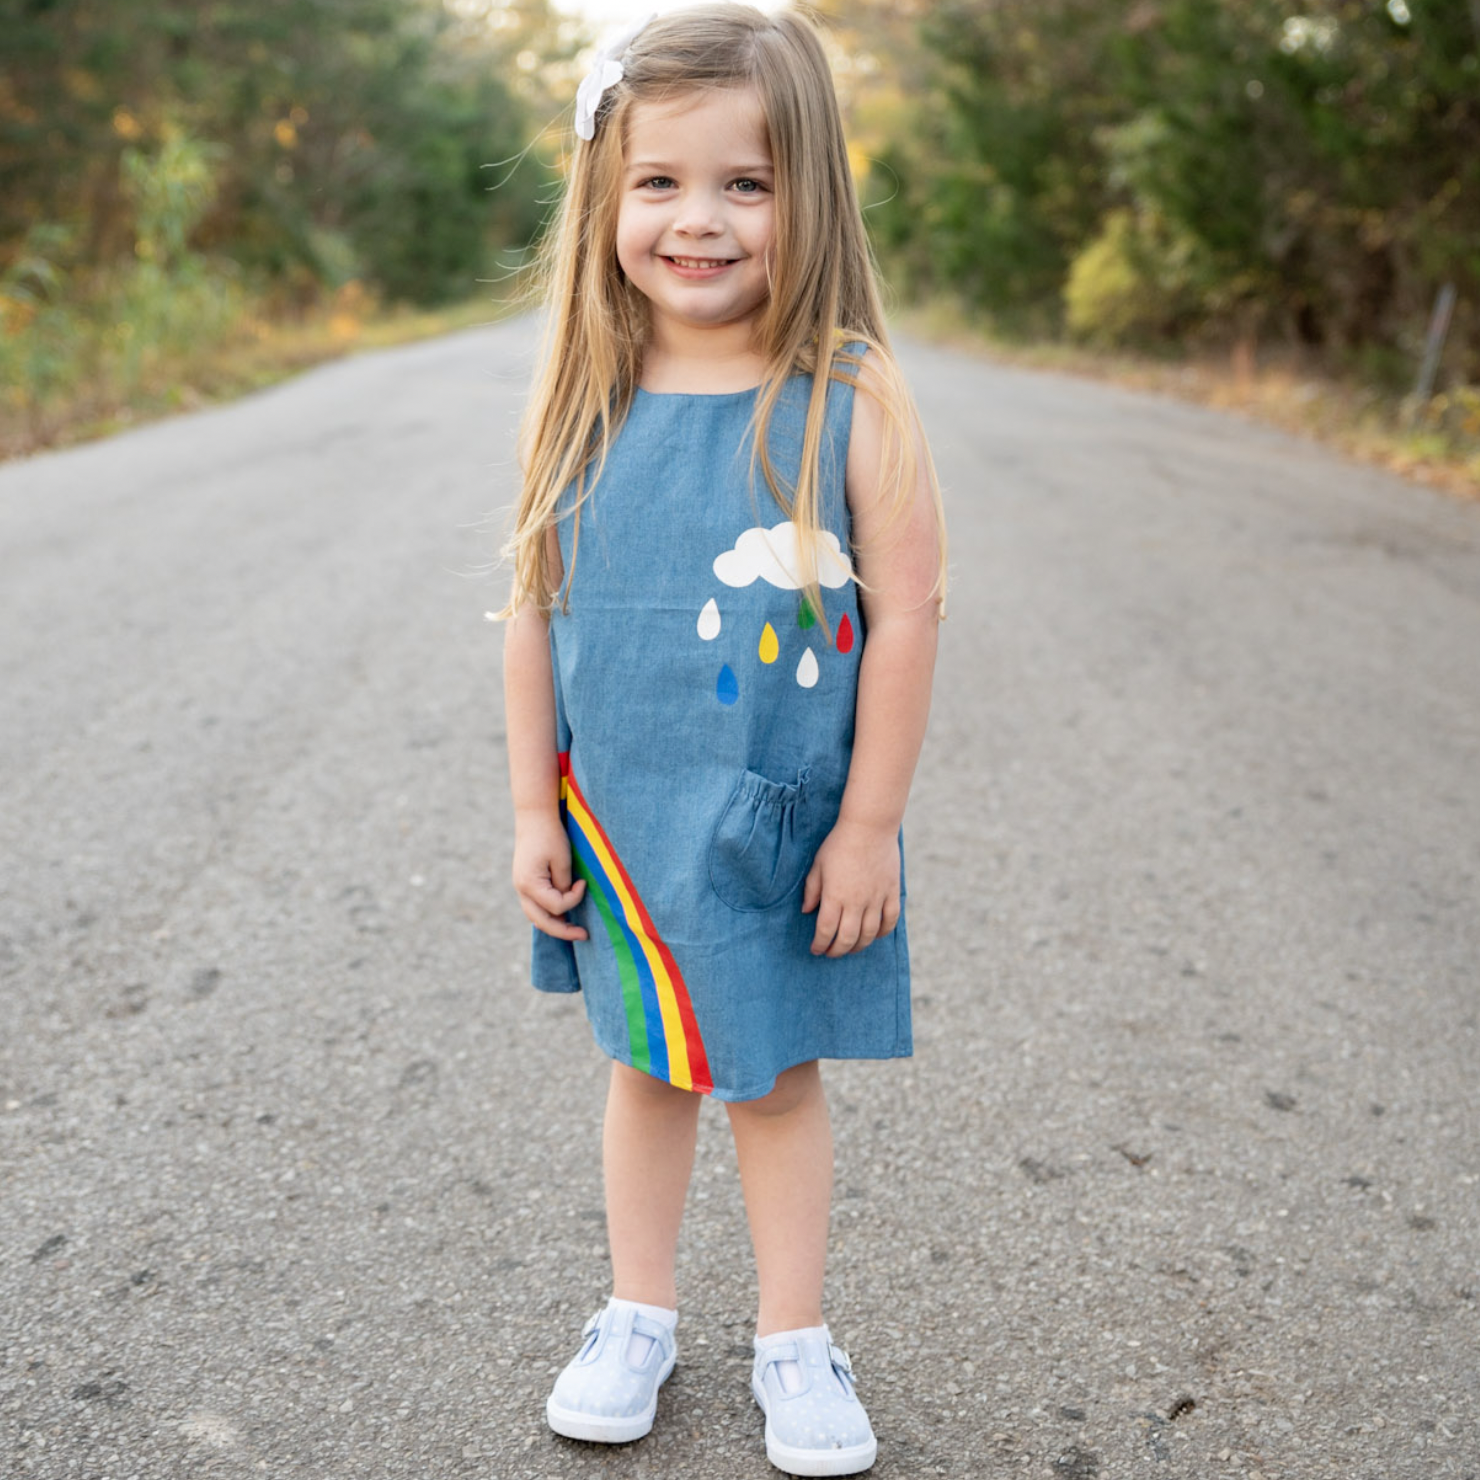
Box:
[848,0,1480,379]
[0,0,559,306]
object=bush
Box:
[1064,208,1205,346]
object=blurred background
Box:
[2,0,1477,480]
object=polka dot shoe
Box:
[546,1300,677,1444]
[751,1325,877,1476]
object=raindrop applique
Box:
[758,622,779,665]
[797,596,817,630]
[697,597,721,641]
[716,664,740,706]
[835,612,855,654]
[796,648,819,689]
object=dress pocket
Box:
[708,766,813,912]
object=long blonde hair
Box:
[501,2,946,620]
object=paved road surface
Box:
[2,318,1476,1479]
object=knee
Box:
[611,1061,699,1107]
[729,1060,821,1121]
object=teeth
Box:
[670,256,730,268]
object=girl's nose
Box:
[673,192,723,237]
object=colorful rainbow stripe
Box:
[559,753,713,1095]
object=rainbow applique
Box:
[559,753,713,1095]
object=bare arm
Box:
[504,566,587,941]
[803,366,942,957]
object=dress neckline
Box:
[634,383,762,402]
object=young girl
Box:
[500,6,946,1474]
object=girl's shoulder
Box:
[831,339,914,444]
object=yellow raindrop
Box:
[758,622,779,664]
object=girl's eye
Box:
[732,178,765,194]
[642,175,675,190]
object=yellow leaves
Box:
[0,293,37,337]
[274,107,310,148]
[113,108,143,140]
[328,280,368,343]
[63,69,101,102]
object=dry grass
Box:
[10,282,1477,508]
[896,302,1480,504]
[0,283,518,464]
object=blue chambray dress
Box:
[530,353,911,1101]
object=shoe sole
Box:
[546,1351,676,1444]
[751,1375,878,1476]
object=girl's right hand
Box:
[512,812,589,941]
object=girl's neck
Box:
[638,323,767,395]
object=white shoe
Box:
[546,1301,676,1444]
[752,1325,877,1476]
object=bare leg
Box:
[727,1060,833,1337]
[604,1061,703,1309]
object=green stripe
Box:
[573,855,651,1073]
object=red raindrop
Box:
[836,613,855,654]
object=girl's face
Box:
[616,88,776,346]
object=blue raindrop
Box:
[716,663,739,706]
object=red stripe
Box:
[558,753,713,1095]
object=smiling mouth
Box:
[665,255,736,269]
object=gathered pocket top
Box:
[708,766,813,912]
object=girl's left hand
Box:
[802,819,901,957]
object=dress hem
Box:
[586,1031,914,1103]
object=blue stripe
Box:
[567,820,671,1082]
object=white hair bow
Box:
[573,13,657,141]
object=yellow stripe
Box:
[563,780,693,1090]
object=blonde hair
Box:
[501,2,946,621]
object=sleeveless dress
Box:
[530,354,911,1101]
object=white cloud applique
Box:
[712,521,854,591]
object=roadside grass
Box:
[896,300,1480,503]
[0,279,521,464]
[8,275,1477,506]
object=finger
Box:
[549,849,573,892]
[527,876,584,915]
[801,864,821,915]
[519,894,589,940]
[810,899,841,955]
[854,903,883,954]
[826,906,863,958]
[880,898,901,937]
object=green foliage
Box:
[1064,208,1205,346]
[113,135,246,390]
[0,0,557,308]
[0,137,248,433]
[862,0,1480,380]
[122,133,225,266]
[0,223,80,419]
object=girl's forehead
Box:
[624,86,770,155]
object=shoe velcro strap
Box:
[829,1344,853,1374]
[757,1341,800,1370]
[630,1313,672,1346]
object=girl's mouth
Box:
[664,255,737,274]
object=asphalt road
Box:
[2,317,1476,1480]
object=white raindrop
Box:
[697,596,721,640]
[796,647,819,688]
